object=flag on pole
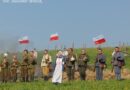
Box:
[18,36,29,44]
[50,33,59,41]
[93,35,106,45]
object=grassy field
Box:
[0,47,130,90]
[0,80,130,90]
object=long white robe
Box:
[52,58,63,83]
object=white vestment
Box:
[52,58,63,83]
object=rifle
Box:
[93,56,98,72]
[93,65,96,72]
[111,56,115,73]
[111,65,114,73]
[93,59,98,72]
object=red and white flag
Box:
[18,36,29,44]
[93,35,106,45]
[50,33,59,41]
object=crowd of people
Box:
[0,47,125,84]
[0,49,38,83]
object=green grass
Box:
[0,80,130,90]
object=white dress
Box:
[52,57,63,83]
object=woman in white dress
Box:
[52,51,64,84]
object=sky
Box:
[0,0,129,52]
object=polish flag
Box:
[93,35,106,45]
[50,33,59,41]
[18,36,29,44]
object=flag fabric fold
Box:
[93,35,106,45]
[18,36,29,44]
[50,33,59,41]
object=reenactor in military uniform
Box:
[41,50,52,81]
[28,51,37,81]
[111,47,125,80]
[94,48,106,80]
[78,49,89,80]
[1,53,10,83]
[65,48,77,81]
[21,49,29,82]
[10,55,20,82]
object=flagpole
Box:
[47,40,51,50]
[54,43,58,51]
[72,41,75,49]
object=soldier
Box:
[28,51,37,81]
[1,53,10,83]
[41,49,52,81]
[10,55,20,82]
[111,47,125,80]
[65,48,76,81]
[21,49,29,82]
[78,49,89,80]
[94,48,106,80]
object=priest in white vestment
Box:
[52,51,64,84]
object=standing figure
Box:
[21,49,29,82]
[111,47,125,80]
[65,48,76,81]
[41,50,52,81]
[28,51,37,81]
[95,49,106,80]
[1,53,10,83]
[52,51,64,84]
[78,49,89,80]
[10,55,20,82]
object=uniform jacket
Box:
[78,54,89,66]
[41,54,52,67]
[65,53,76,67]
[95,53,106,67]
[112,51,124,66]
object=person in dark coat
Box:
[95,48,106,80]
[111,47,125,80]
